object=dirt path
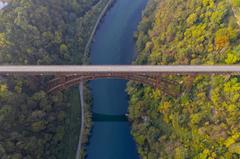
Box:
[84,0,114,57]
[75,1,115,158]
[75,82,84,159]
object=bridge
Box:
[0,65,240,95]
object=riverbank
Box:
[0,0,117,158]
[86,0,148,158]
[50,1,114,158]
[128,0,240,158]
[76,82,84,159]
[83,0,116,61]
[75,0,116,158]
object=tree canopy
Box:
[129,0,240,158]
[0,0,109,158]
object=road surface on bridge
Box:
[0,65,240,75]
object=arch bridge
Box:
[0,65,239,96]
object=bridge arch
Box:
[47,73,179,97]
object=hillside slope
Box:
[0,0,108,158]
[128,0,240,158]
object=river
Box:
[86,0,147,159]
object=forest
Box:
[1,0,240,158]
[128,0,240,158]
[0,0,109,158]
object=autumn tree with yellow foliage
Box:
[128,0,240,158]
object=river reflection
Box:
[86,0,147,159]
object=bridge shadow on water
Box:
[92,113,128,122]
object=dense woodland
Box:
[128,0,240,158]
[0,0,109,158]
[1,0,240,158]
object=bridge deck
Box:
[0,65,240,75]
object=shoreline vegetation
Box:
[78,0,116,158]
[0,0,111,159]
[129,0,240,158]
[1,0,240,159]
[83,0,115,61]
